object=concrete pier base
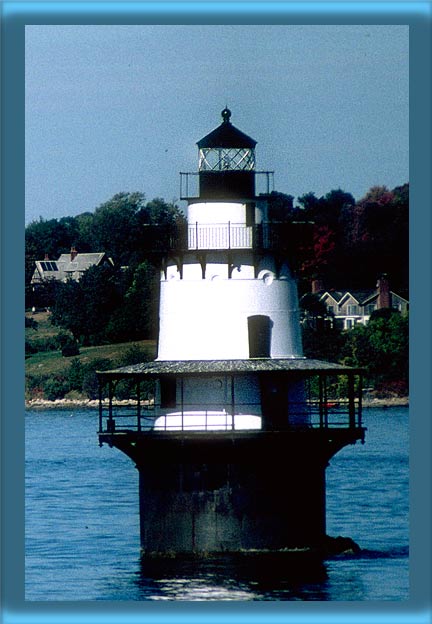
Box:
[121,430,363,556]
[138,466,325,555]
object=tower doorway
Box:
[248,314,272,358]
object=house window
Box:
[347,304,359,315]
[365,304,376,315]
[346,319,354,329]
[160,377,176,408]
[40,261,58,271]
[327,305,334,315]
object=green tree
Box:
[266,191,296,222]
[49,280,84,340]
[105,261,159,342]
[50,264,122,345]
[297,192,320,214]
[136,198,186,261]
[302,324,344,363]
[90,192,146,266]
[74,212,95,251]
[296,188,355,286]
[338,184,409,291]
[25,217,74,285]
[300,293,330,322]
[341,310,408,393]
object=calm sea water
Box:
[25,407,409,601]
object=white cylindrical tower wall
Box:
[157,266,303,361]
[187,202,264,250]
[154,373,263,431]
[153,372,310,431]
[188,201,265,225]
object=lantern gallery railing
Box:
[98,387,363,437]
[188,222,253,249]
[179,171,274,199]
[142,221,313,254]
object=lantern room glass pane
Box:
[199,148,255,172]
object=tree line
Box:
[25,184,408,395]
[26,193,183,344]
[302,308,408,397]
[269,183,408,295]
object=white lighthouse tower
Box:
[97,109,365,556]
[156,108,305,431]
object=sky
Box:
[25,24,409,224]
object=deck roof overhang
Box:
[97,358,363,380]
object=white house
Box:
[306,275,409,330]
[31,247,114,286]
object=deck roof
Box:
[97,358,362,378]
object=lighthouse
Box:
[97,109,365,556]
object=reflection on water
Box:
[132,547,409,601]
[134,553,330,601]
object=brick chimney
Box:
[311,277,325,294]
[70,246,78,261]
[44,253,49,261]
[376,274,391,309]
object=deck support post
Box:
[348,374,356,429]
[137,380,142,432]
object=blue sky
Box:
[25,24,408,224]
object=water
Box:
[25,407,409,601]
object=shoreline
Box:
[25,396,409,410]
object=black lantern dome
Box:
[197,108,257,150]
[196,109,257,200]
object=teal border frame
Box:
[2,2,431,623]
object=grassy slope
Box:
[25,311,156,379]
[26,340,157,377]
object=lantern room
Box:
[196,107,257,200]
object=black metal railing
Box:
[98,398,363,435]
[179,171,274,199]
[142,221,313,255]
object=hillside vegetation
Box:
[25,186,409,402]
[26,311,156,401]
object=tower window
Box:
[246,204,255,227]
[160,376,176,408]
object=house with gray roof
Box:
[31,247,114,286]
[303,275,409,330]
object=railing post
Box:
[348,374,355,428]
[231,375,235,431]
[318,374,324,429]
[228,221,231,249]
[98,378,103,433]
[108,380,115,432]
[195,221,199,250]
[358,373,363,428]
[137,380,141,432]
[181,378,184,431]
[264,222,269,249]
[323,377,328,428]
